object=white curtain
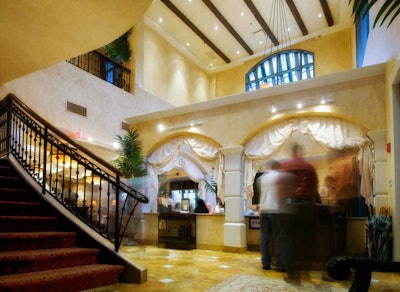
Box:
[147,137,221,210]
[244,116,374,204]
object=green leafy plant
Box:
[203,179,217,195]
[349,0,400,27]
[114,129,147,178]
[104,29,132,63]
[202,170,217,195]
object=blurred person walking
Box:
[257,160,284,271]
[278,144,320,283]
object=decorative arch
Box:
[146,133,223,212]
[243,115,374,206]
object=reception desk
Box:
[140,206,366,262]
[142,212,225,250]
[158,213,196,250]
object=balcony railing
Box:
[0,93,148,252]
[67,51,131,92]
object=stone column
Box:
[369,130,388,211]
[220,146,247,252]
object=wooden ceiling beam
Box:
[202,0,254,56]
[243,0,279,46]
[319,0,334,26]
[285,0,308,36]
[160,0,231,63]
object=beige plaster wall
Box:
[133,68,386,155]
[0,62,173,162]
[215,28,353,98]
[142,27,353,105]
[143,25,212,106]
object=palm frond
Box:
[349,0,400,27]
[114,129,147,178]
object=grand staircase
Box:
[0,159,124,291]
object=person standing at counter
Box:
[278,144,320,283]
[194,198,209,213]
[257,160,284,271]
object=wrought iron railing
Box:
[0,93,148,252]
[67,51,131,92]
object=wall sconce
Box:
[270,97,334,114]
[157,120,203,132]
[112,199,116,206]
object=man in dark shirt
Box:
[278,144,319,203]
[277,144,319,283]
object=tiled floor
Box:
[89,245,400,291]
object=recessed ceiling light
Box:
[186,42,190,46]
[158,17,163,23]
[318,13,322,18]
[214,25,219,30]
[241,12,245,16]
[259,40,263,45]
[297,102,303,109]
[236,50,240,54]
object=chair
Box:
[326,255,400,292]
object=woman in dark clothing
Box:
[194,198,209,213]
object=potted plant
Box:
[114,129,147,179]
[113,129,147,246]
[104,29,132,64]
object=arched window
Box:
[245,49,314,91]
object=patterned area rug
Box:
[206,274,348,292]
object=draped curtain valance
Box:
[146,137,222,209]
[244,116,373,205]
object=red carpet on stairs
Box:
[0,159,124,291]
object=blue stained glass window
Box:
[245,49,314,91]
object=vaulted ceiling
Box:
[0,0,353,85]
[145,0,353,72]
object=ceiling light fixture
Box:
[264,0,291,55]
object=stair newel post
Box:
[41,127,48,195]
[114,174,121,252]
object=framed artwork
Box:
[249,217,260,229]
[181,198,190,213]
